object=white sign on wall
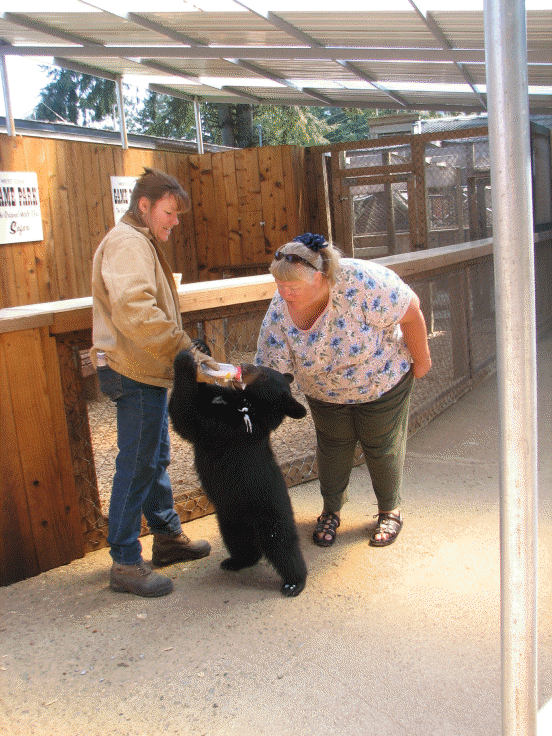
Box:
[0,172,44,244]
[110,176,138,223]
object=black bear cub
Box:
[169,349,308,597]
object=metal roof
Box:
[0,1,551,114]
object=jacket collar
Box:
[120,211,156,244]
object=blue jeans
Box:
[97,366,182,565]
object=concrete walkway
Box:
[1,332,551,736]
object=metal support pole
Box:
[0,56,15,137]
[194,97,204,154]
[115,76,128,150]
[483,2,538,735]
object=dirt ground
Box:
[1,333,551,736]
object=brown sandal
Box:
[369,512,403,547]
[313,512,340,547]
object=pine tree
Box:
[32,67,116,126]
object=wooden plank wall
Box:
[0,135,306,307]
[188,145,305,279]
[0,324,84,586]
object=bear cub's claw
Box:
[280,581,306,598]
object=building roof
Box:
[1,2,551,115]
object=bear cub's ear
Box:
[283,373,294,384]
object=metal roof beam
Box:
[76,1,211,49]
[0,45,510,64]
[1,12,102,47]
[233,0,410,107]
[135,58,200,82]
[230,58,335,105]
[148,83,195,102]
[219,86,262,103]
[79,4,206,47]
[335,61,409,108]
[232,1,324,48]
[52,57,119,82]
[126,13,207,47]
[407,0,487,109]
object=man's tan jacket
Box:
[90,212,193,388]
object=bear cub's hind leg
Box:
[217,515,262,571]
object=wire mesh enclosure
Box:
[347,135,492,258]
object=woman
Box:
[91,168,219,597]
[255,233,431,548]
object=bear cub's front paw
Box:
[280,581,306,598]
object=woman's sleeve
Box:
[361,263,415,329]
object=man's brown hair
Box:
[129,167,190,217]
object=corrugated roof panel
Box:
[0,18,79,46]
[278,11,438,48]
[250,59,359,83]
[348,61,468,86]
[0,6,549,114]
[145,11,294,47]
[528,67,552,87]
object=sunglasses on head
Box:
[274,251,318,270]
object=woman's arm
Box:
[399,294,432,378]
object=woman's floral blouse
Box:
[255,258,415,403]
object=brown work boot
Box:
[110,561,173,597]
[152,532,211,566]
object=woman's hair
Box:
[128,167,190,217]
[269,233,342,284]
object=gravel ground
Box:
[1,334,551,736]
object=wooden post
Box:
[410,139,429,249]
[56,335,107,553]
[383,151,397,255]
[331,150,353,256]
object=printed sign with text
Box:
[111,176,138,223]
[0,172,44,244]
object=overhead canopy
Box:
[1,0,551,115]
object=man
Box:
[91,168,219,597]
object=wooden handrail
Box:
[1,232,550,335]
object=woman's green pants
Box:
[306,370,414,515]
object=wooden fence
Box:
[2,125,549,310]
[0,134,306,308]
[2,232,550,586]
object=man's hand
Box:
[190,339,220,371]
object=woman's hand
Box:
[399,295,432,379]
[411,353,432,378]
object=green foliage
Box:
[126,91,196,139]
[252,106,336,146]
[32,67,116,126]
[31,67,442,147]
